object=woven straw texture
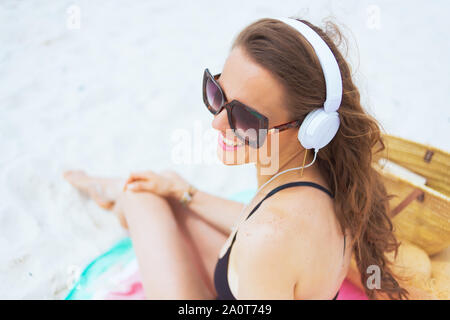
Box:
[375,134,450,255]
[347,134,449,299]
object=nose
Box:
[211,107,230,133]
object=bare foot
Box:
[63,170,125,210]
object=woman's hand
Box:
[123,170,190,201]
[121,169,246,236]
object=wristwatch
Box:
[180,184,197,206]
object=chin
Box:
[216,146,250,165]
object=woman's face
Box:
[211,46,298,166]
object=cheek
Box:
[269,130,299,148]
[211,109,230,131]
[266,133,281,154]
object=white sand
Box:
[0,0,449,299]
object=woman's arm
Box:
[182,190,245,235]
[124,170,246,236]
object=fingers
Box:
[126,171,152,183]
[123,169,178,197]
[124,170,156,190]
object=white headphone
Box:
[274,17,342,152]
[252,17,343,195]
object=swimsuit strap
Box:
[245,181,334,221]
[230,181,335,245]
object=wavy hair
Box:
[232,17,408,299]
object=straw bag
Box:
[374,134,450,255]
[346,241,446,299]
[346,134,450,299]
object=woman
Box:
[64,17,408,300]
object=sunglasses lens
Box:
[231,105,265,147]
[206,77,224,112]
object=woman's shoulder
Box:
[231,197,312,298]
[237,184,334,250]
[233,181,344,297]
[233,185,323,255]
[261,180,336,227]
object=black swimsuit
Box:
[213,181,345,300]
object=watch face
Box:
[184,191,192,201]
[180,188,194,205]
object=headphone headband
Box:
[274,17,343,113]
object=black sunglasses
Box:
[203,68,301,148]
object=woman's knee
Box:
[123,189,168,203]
[119,190,173,216]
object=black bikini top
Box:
[213,181,344,300]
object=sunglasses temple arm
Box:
[268,120,302,134]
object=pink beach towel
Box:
[104,270,368,300]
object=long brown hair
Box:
[232,17,408,299]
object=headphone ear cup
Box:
[298,108,340,150]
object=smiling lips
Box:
[218,133,244,151]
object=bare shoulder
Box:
[237,183,337,248]
[261,184,336,234]
[232,184,344,298]
[231,204,302,299]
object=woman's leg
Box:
[165,197,228,297]
[63,171,125,209]
[117,190,214,299]
[64,171,229,297]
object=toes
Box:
[64,170,96,195]
[64,170,120,210]
[63,170,88,185]
[63,170,85,178]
